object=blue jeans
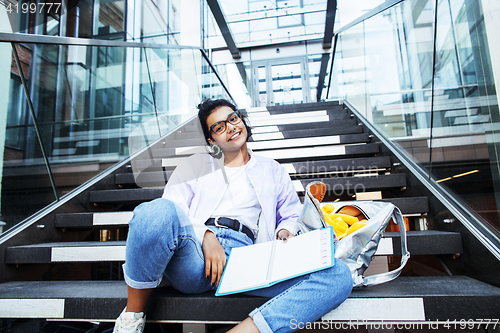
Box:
[124,198,353,333]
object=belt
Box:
[205,217,254,241]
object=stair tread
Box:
[115,171,174,186]
[1,276,496,300]
[56,196,429,228]
[248,109,352,119]
[158,136,371,159]
[91,172,405,204]
[154,133,371,158]
[89,188,164,203]
[244,101,341,113]
[118,156,391,185]
[5,230,463,263]
[0,276,499,321]
[296,173,406,191]
[174,123,363,141]
[158,143,380,168]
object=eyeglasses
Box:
[209,111,242,135]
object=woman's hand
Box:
[277,229,295,242]
[202,230,226,287]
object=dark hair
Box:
[197,98,252,144]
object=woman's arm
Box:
[162,156,226,285]
[162,156,217,242]
[275,165,302,238]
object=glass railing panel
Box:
[0,36,233,236]
[213,62,251,107]
[329,0,500,237]
[363,0,435,167]
[1,42,57,234]
[428,0,500,230]
[329,0,436,164]
[308,53,323,102]
[128,47,210,156]
[335,23,368,118]
[336,0,385,31]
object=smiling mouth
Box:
[228,132,241,141]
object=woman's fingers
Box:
[206,254,225,286]
[277,229,294,241]
[216,260,223,286]
[202,231,227,287]
[205,260,212,281]
[210,260,218,285]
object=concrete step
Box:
[284,156,391,177]
[1,276,498,321]
[294,173,406,193]
[4,231,462,264]
[117,156,391,187]
[247,109,352,120]
[153,133,371,159]
[153,135,372,160]
[89,188,164,204]
[173,119,361,141]
[90,173,404,205]
[115,170,174,186]
[244,101,341,114]
[54,197,429,229]
[160,143,380,168]
[159,125,364,149]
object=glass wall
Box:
[328,0,500,237]
[0,35,231,236]
[6,0,201,47]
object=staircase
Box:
[1,101,500,329]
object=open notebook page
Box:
[216,228,334,296]
[270,227,333,282]
[216,241,274,295]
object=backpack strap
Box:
[360,206,411,287]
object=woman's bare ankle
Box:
[126,286,153,313]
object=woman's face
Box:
[207,106,248,154]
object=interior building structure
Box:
[0,0,499,330]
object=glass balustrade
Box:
[328,0,500,238]
[0,35,232,236]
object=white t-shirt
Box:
[210,156,262,239]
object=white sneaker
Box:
[113,307,146,333]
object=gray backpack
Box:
[298,182,410,288]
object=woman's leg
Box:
[241,259,353,333]
[123,198,212,312]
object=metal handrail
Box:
[0,32,200,49]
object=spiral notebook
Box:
[215,227,335,296]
